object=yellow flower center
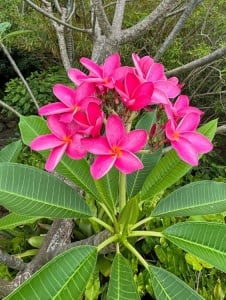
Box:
[172,131,180,141]
[111,145,122,157]
[63,136,72,143]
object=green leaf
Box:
[0,140,22,162]
[0,213,39,230]
[0,22,11,36]
[107,253,140,300]
[135,111,156,131]
[149,265,203,299]
[119,198,139,231]
[94,167,119,215]
[152,180,226,217]
[127,150,162,198]
[6,246,97,299]
[0,162,91,218]
[19,115,99,198]
[139,119,217,201]
[164,221,226,273]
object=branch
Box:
[92,0,112,36]
[0,249,26,271]
[0,42,39,111]
[111,0,127,33]
[166,46,226,76]
[154,0,201,60]
[24,0,91,34]
[119,0,179,44]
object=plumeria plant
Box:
[1,52,226,299]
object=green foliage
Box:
[3,67,70,115]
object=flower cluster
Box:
[30,53,213,179]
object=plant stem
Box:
[90,217,114,233]
[99,202,115,224]
[123,239,149,269]
[128,230,163,238]
[119,172,126,212]
[131,216,155,230]
[97,234,119,252]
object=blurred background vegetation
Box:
[0,1,226,299]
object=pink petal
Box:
[66,134,87,159]
[106,115,126,146]
[80,57,102,77]
[82,137,110,154]
[38,102,71,116]
[45,144,67,172]
[68,68,87,86]
[151,88,170,105]
[115,150,143,174]
[59,112,74,123]
[174,95,189,111]
[30,134,63,151]
[129,95,152,110]
[177,113,201,132]
[154,80,181,98]
[182,132,213,154]
[125,73,140,97]
[47,115,68,138]
[134,82,154,98]
[171,138,199,166]
[53,84,76,107]
[146,63,165,82]
[120,130,147,151]
[103,53,121,78]
[90,155,116,179]
[74,82,95,102]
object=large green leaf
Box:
[135,111,156,131]
[0,162,91,218]
[152,180,226,217]
[164,221,226,273]
[6,246,97,299]
[0,213,39,230]
[94,167,119,215]
[0,22,11,36]
[149,265,203,299]
[0,140,22,162]
[19,115,99,198]
[139,119,217,201]
[127,150,162,198]
[106,253,140,300]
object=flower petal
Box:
[80,57,102,77]
[82,137,110,154]
[47,115,68,138]
[106,115,126,146]
[68,68,87,86]
[74,82,95,102]
[120,130,147,151]
[151,88,170,105]
[171,138,199,166]
[177,113,201,132]
[90,155,116,179]
[38,102,71,116]
[182,132,213,154]
[66,134,87,159]
[30,134,63,151]
[53,84,76,107]
[103,53,121,78]
[115,151,143,174]
[45,144,67,172]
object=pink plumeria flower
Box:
[164,95,204,121]
[114,72,154,111]
[38,82,99,123]
[82,114,147,179]
[165,112,213,166]
[30,115,86,172]
[68,53,121,90]
[132,53,181,105]
[74,102,104,137]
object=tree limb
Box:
[166,46,226,76]
[111,0,127,33]
[154,0,201,60]
[92,0,112,36]
[0,249,26,271]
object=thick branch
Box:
[92,0,112,36]
[0,249,26,271]
[111,0,127,33]
[119,0,179,44]
[166,46,226,76]
[24,0,91,33]
[155,0,201,60]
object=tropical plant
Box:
[0,52,225,299]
